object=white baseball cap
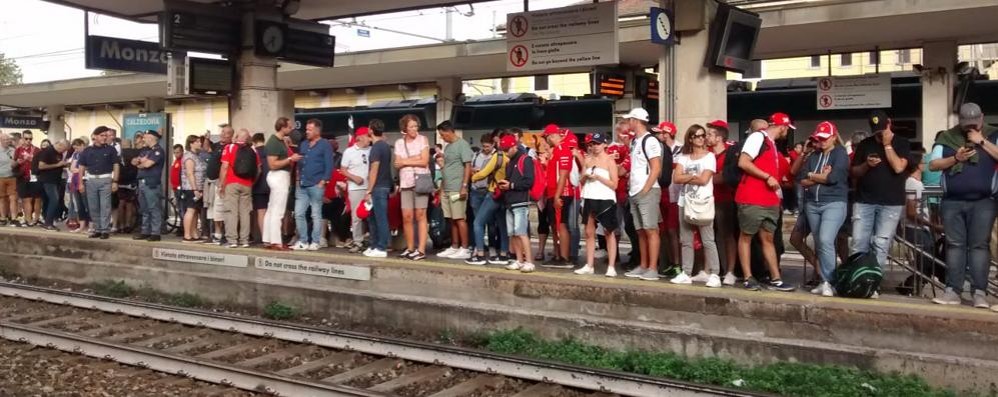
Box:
[623,108,649,122]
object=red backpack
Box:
[516,154,545,202]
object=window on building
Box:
[742,60,762,79]
[869,51,880,65]
[534,75,549,91]
[840,53,853,67]
[810,55,821,68]
[898,49,911,64]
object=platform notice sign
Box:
[816,74,891,110]
[505,2,618,72]
[153,248,248,268]
[255,257,371,281]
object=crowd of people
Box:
[0,103,995,312]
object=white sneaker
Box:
[593,249,607,259]
[705,274,722,288]
[810,284,823,295]
[670,272,693,285]
[574,265,594,275]
[991,304,998,313]
[519,262,535,273]
[363,249,387,258]
[362,248,373,256]
[437,247,458,258]
[292,242,309,251]
[691,271,710,283]
[820,282,834,297]
[307,243,320,251]
[722,272,737,286]
[605,267,617,278]
[449,247,471,260]
[505,262,523,271]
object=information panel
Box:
[254,257,371,281]
[506,2,618,72]
[816,74,892,110]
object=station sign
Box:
[506,2,619,72]
[123,113,168,142]
[255,257,371,281]
[1,115,44,129]
[85,35,183,75]
[161,0,241,55]
[816,74,891,110]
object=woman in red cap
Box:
[800,121,850,297]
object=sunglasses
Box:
[692,134,706,139]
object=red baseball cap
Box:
[769,112,796,129]
[499,134,518,150]
[654,121,677,137]
[355,200,373,220]
[543,123,561,135]
[707,120,729,130]
[811,121,837,141]
[354,126,370,136]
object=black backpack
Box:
[833,252,884,298]
[232,144,258,180]
[205,146,223,181]
[640,134,672,189]
[722,132,770,189]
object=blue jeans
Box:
[294,184,325,244]
[850,203,903,268]
[42,182,61,226]
[138,180,163,236]
[940,198,996,294]
[805,200,848,283]
[473,192,508,254]
[367,187,391,251]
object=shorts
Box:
[582,198,618,231]
[400,189,429,210]
[541,196,575,233]
[629,188,661,230]
[506,206,529,236]
[179,190,203,210]
[737,204,780,235]
[440,192,467,219]
[117,187,136,203]
[0,177,16,198]
[538,199,555,235]
[252,194,269,211]
[16,180,42,199]
[664,202,679,230]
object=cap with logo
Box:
[654,121,677,137]
[868,109,890,132]
[623,108,649,122]
[354,126,370,136]
[811,121,838,141]
[499,134,518,150]
[959,102,983,129]
[543,123,562,135]
[707,119,729,131]
[588,132,609,145]
[768,112,796,129]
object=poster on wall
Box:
[122,113,168,144]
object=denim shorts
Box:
[506,206,529,236]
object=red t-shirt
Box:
[14,145,39,181]
[221,143,259,187]
[734,132,782,207]
[606,143,630,203]
[170,157,182,191]
[545,143,576,198]
[713,143,734,203]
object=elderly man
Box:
[36,139,70,230]
[220,128,260,248]
[928,103,998,309]
[132,130,166,241]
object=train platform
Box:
[1,226,996,393]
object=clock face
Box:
[262,25,284,54]
[655,13,671,41]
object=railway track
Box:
[0,282,769,397]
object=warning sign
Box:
[505,2,618,72]
[816,74,891,110]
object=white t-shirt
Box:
[675,152,716,207]
[629,132,663,197]
[905,177,930,230]
[340,145,371,191]
[667,143,683,203]
[741,131,767,159]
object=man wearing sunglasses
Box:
[14,130,42,227]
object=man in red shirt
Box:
[735,115,794,291]
[706,120,738,285]
[14,130,42,227]
[540,124,577,268]
[219,128,260,248]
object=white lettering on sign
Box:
[254,257,371,281]
[153,248,248,268]
[816,74,891,110]
[100,39,169,64]
[506,2,618,72]
[2,117,38,127]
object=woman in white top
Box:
[393,114,432,260]
[670,125,721,287]
[574,133,620,277]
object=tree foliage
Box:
[0,53,23,86]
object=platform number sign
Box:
[650,7,675,46]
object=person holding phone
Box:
[849,110,911,293]
[928,102,998,310]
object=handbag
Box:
[682,189,715,226]
[403,137,435,195]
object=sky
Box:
[0,0,579,84]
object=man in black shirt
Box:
[36,140,70,230]
[849,110,910,275]
[362,119,393,258]
[79,126,120,239]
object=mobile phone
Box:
[964,142,976,149]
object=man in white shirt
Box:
[340,127,372,253]
[623,108,663,281]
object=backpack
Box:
[641,135,672,189]
[205,146,223,181]
[232,144,258,180]
[517,154,545,202]
[722,132,770,189]
[833,252,884,298]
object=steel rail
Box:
[0,282,769,397]
[0,321,386,397]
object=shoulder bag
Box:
[404,136,435,195]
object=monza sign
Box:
[85,35,182,75]
[816,74,891,110]
[505,2,618,72]
[0,115,44,129]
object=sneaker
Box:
[363,249,387,258]
[41,224,59,232]
[348,244,365,254]
[820,282,834,297]
[17,221,28,228]
[810,283,823,295]
[437,247,458,258]
[147,235,161,242]
[487,255,509,265]
[593,249,608,259]
[870,291,880,299]
[766,279,795,292]
[624,268,647,278]
[972,292,989,309]
[722,272,737,286]
[705,274,722,288]
[604,267,617,278]
[991,304,998,313]
[519,262,535,273]
[573,265,594,275]
[803,278,822,291]
[933,288,961,305]
[88,232,101,239]
[409,251,426,261]
[291,242,309,251]
[669,272,693,285]
[307,243,320,251]
[362,248,373,256]
[639,271,660,281]
[690,271,710,283]
[465,255,487,266]
[541,257,573,269]
[744,277,762,291]
[505,262,523,271]
[239,243,251,248]
[449,247,471,260]
[133,234,150,240]
[399,249,414,259]
[659,265,681,278]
